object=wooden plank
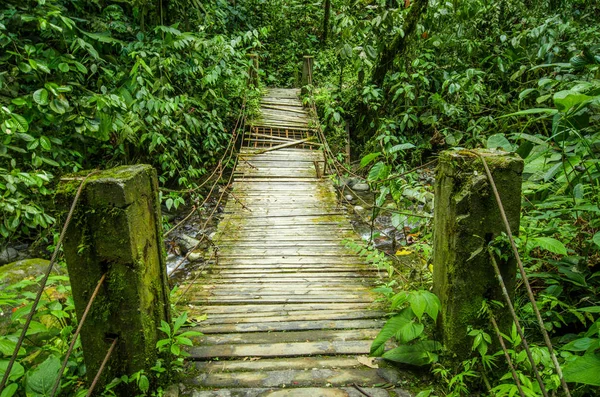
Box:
[188,387,397,397]
[189,340,374,359]
[190,368,388,388]
[193,319,385,334]
[196,302,376,314]
[198,328,387,343]
[200,311,384,325]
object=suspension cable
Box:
[477,152,571,397]
[0,170,99,394]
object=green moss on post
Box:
[57,165,170,389]
[432,150,523,361]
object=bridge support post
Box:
[301,55,314,93]
[248,54,259,88]
[432,150,523,360]
[58,165,170,389]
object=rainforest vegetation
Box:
[1,0,599,396]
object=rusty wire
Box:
[162,99,247,238]
[488,251,547,396]
[0,170,100,394]
[50,273,107,397]
[477,152,571,397]
[159,97,247,195]
[167,106,246,277]
[489,309,526,397]
[85,337,118,397]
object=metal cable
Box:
[50,273,107,397]
[85,337,118,397]
[489,314,526,397]
[162,98,247,237]
[0,170,100,394]
[167,106,246,277]
[477,152,571,397]
[488,251,547,396]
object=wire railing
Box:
[0,90,250,396]
[304,60,571,396]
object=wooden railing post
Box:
[248,54,259,88]
[432,150,523,360]
[58,165,170,390]
[302,55,314,87]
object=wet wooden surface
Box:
[178,88,411,397]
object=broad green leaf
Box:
[408,290,440,321]
[388,143,415,153]
[486,134,513,152]
[33,88,49,105]
[10,114,28,132]
[360,152,380,168]
[74,62,87,74]
[553,90,592,113]
[25,355,61,396]
[395,319,424,344]
[138,375,149,392]
[499,108,558,118]
[592,232,600,249]
[0,383,18,397]
[40,136,52,151]
[381,341,440,366]
[370,309,412,356]
[58,63,70,73]
[40,157,60,167]
[0,360,25,382]
[15,133,34,142]
[563,353,600,386]
[368,161,389,182]
[579,306,600,313]
[562,337,597,352]
[531,237,567,256]
[519,88,537,100]
[174,312,187,332]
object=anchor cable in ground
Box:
[0,170,99,394]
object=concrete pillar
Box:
[58,165,170,388]
[248,54,259,88]
[432,150,523,360]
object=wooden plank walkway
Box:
[179,89,412,397]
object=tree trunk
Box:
[370,0,428,86]
[322,0,331,44]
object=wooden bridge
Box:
[178,89,412,397]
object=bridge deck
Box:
[179,89,410,396]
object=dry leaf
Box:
[395,249,412,256]
[356,356,378,369]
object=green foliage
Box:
[0,269,85,396]
[370,289,441,366]
[1,0,258,246]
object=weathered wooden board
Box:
[178,89,409,395]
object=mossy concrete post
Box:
[301,55,314,94]
[248,54,259,88]
[432,150,523,360]
[58,165,170,389]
